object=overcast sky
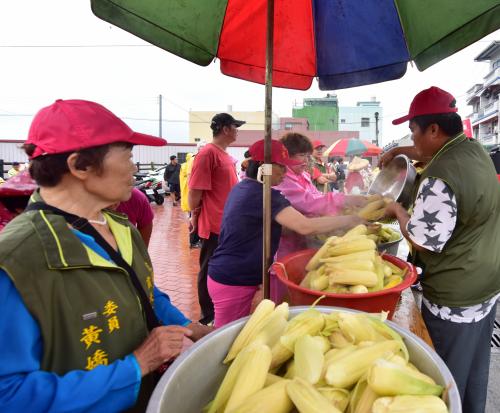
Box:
[0,1,498,147]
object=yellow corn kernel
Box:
[371,395,448,413]
[367,359,443,397]
[286,377,342,413]
[264,373,284,386]
[368,256,385,292]
[224,299,275,363]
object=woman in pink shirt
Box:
[272,132,368,302]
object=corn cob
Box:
[383,275,403,290]
[207,345,255,413]
[283,359,296,379]
[367,317,409,361]
[320,250,376,263]
[333,234,369,244]
[368,256,385,292]
[329,269,378,287]
[300,270,317,288]
[328,239,376,256]
[294,335,325,384]
[328,330,355,348]
[279,309,325,351]
[270,342,294,370]
[357,199,385,218]
[309,273,329,291]
[348,376,378,413]
[224,299,275,363]
[286,377,343,413]
[367,359,443,397]
[327,260,375,272]
[248,309,288,348]
[371,395,448,413]
[226,379,293,413]
[384,260,404,275]
[359,207,386,222]
[265,373,284,386]
[312,335,331,353]
[337,313,378,343]
[325,340,401,388]
[224,344,272,412]
[306,237,337,271]
[343,224,368,237]
[320,312,340,336]
[317,388,350,412]
[349,285,369,294]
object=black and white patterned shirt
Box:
[408,177,499,323]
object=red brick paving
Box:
[148,201,201,321]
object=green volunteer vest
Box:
[412,133,500,306]
[0,199,158,411]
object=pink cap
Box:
[392,86,458,125]
[249,139,302,167]
[26,99,167,158]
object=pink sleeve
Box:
[274,174,345,217]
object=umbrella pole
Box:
[262,0,274,300]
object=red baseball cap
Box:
[249,139,302,167]
[392,86,458,125]
[312,140,326,149]
[26,99,167,159]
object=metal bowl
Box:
[369,154,417,208]
[147,306,461,413]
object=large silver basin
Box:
[147,306,461,413]
[369,154,417,208]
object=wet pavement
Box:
[148,200,201,322]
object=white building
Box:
[466,41,500,146]
[339,97,382,145]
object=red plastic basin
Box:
[272,249,417,319]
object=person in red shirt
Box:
[188,113,245,325]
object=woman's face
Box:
[289,152,310,174]
[271,164,286,186]
[84,145,137,204]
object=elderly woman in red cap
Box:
[207,139,363,327]
[310,139,337,192]
[0,99,211,413]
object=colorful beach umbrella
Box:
[91,0,499,90]
[324,139,382,157]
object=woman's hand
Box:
[186,322,214,341]
[133,326,192,377]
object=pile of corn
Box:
[204,300,448,413]
[302,225,406,294]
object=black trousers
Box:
[197,233,218,324]
[422,303,497,413]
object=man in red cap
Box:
[310,139,337,192]
[381,87,500,412]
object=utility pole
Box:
[159,94,163,138]
[374,111,379,147]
